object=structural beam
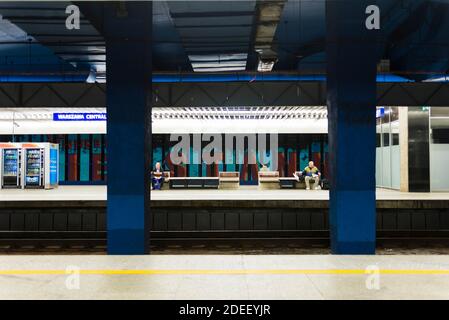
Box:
[0,81,448,108]
[326,0,380,254]
[103,2,152,254]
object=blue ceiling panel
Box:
[0,0,446,82]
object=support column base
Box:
[331,241,376,255]
[330,190,376,255]
[107,195,148,255]
[108,229,147,255]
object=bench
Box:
[169,177,219,189]
[219,171,240,189]
[279,172,319,189]
[203,178,220,189]
[279,177,297,189]
[258,171,280,189]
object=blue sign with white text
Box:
[376,107,385,118]
[53,113,107,121]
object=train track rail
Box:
[1,230,449,253]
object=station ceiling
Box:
[0,0,448,82]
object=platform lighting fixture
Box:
[257,49,277,72]
[151,106,327,120]
[257,59,276,72]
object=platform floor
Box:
[1,255,449,299]
[1,185,449,201]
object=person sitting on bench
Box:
[294,161,321,190]
[151,162,165,190]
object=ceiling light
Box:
[257,59,275,72]
[257,50,278,72]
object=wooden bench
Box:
[219,171,240,189]
[258,171,280,189]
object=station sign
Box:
[376,107,385,118]
[53,113,107,121]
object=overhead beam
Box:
[0,81,448,108]
[252,0,286,71]
[170,11,254,18]
[253,0,286,49]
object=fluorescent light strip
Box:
[193,67,246,72]
[189,53,247,62]
[151,106,327,120]
[191,60,247,68]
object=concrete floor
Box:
[1,185,449,201]
[1,255,449,299]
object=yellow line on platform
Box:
[0,269,449,275]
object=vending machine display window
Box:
[2,148,21,188]
[20,143,59,189]
[25,148,43,188]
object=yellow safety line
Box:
[0,269,449,275]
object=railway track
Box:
[1,230,449,253]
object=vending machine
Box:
[0,143,22,189]
[22,143,59,189]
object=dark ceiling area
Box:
[0,0,447,82]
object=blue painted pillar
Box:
[326,0,380,254]
[104,2,152,254]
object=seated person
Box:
[151,162,165,190]
[294,161,321,190]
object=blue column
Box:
[104,3,152,254]
[326,0,380,254]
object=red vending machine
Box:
[0,143,23,189]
